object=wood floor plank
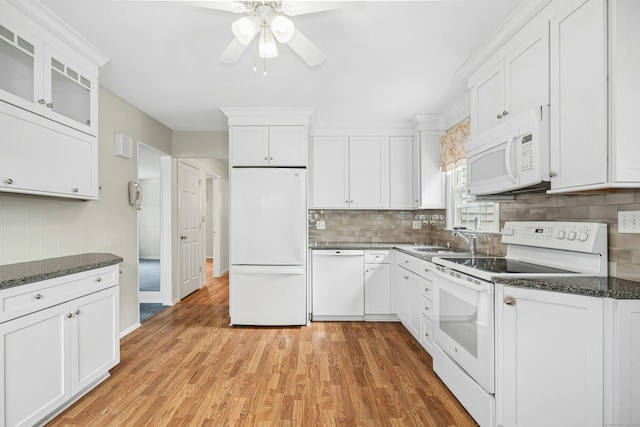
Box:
[48,260,478,426]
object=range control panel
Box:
[501,221,608,253]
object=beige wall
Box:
[0,88,172,333]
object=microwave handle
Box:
[505,133,518,184]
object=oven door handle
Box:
[432,267,493,294]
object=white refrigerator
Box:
[229,168,307,325]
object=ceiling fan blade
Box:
[280,1,348,16]
[286,29,325,67]
[181,1,251,13]
[219,38,248,63]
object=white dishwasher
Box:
[312,249,364,320]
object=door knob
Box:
[180,235,187,240]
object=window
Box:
[446,162,499,231]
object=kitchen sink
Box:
[411,246,466,255]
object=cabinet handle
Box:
[74,309,80,315]
[72,187,79,193]
[66,313,72,318]
[504,296,516,306]
[4,178,13,185]
[34,293,42,300]
[502,110,509,116]
[38,99,46,105]
[46,102,53,109]
[95,277,102,282]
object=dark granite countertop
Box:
[493,276,640,300]
[0,253,123,290]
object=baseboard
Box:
[120,322,141,338]
[139,257,160,260]
[215,267,229,278]
[365,314,400,322]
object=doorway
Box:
[206,174,222,278]
[138,143,171,322]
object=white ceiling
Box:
[38,0,526,131]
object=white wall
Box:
[0,87,172,333]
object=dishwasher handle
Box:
[313,250,364,256]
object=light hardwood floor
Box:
[49,260,477,426]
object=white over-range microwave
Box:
[466,105,550,196]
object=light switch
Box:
[412,220,421,230]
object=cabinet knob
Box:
[504,296,516,306]
[66,313,73,318]
[350,200,353,203]
[264,157,268,160]
[34,293,42,300]
[38,99,46,105]
[403,275,409,280]
[4,178,13,185]
[424,306,430,311]
[424,287,429,292]
[497,113,503,119]
[270,157,273,160]
[46,102,54,109]
[95,277,102,282]
[425,332,429,337]
[502,110,509,116]
[72,187,79,193]
[74,309,80,315]
[549,171,557,178]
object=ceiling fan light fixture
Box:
[258,28,278,59]
[231,15,260,45]
[270,15,295,43]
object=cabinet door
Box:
[364,264,390,315]
[231,126,270,166]
[389,136,414,209]
[0,303,71,427]
[349,136,387,209]
[504,23,549,119]
[396,268,410,327]
[310,136,349,208]
[268,126,307,166]
[549,0,608,190]
[498,286,603,427]
[418,132,445,209]
[411,134,421,208]
[0,108,98,199]
[407,274,422,340]
[70,287,119,394]
[472,64,505,135]
[0,21,44,115]
[44,46,98,136]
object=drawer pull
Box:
[4,178,13,185]
[424,306,430,311]
[504,296,516,306]
[34,293,42,300]
[424,287,430,292]
[95,277,102,282]
[66,313,72,318]
[425,332,429,337]
[74,309,80,315]
[403,275,409,280]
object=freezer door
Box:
[230,265,307,325]
[231,168,306,265]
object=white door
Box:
[178,161,201,299]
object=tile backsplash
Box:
[308,189,640,281]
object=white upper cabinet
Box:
[415,131,445,209]
[471,24,549,136]
[548,0,640,192]
[231,125,307,167]
[0,0,107,200]
[311,136,388,209]
[389,136,414,209]
[0,17,99,136]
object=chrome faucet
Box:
[452,227,477,256]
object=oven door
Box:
[432,266,495,393]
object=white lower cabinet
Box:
[497,285,604,427]
[0,268,120,427]
[364,250,391,317]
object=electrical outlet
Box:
[619,210,640,233]
[412,220,421,230]
[316,220,325,230]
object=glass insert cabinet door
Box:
[47,52,93,130]
[0,22,43,112]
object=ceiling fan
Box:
[190,1,344,67]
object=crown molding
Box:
[410,114,442,133]
[220,107,316,126]
[456,0,551,80]
[440,91,471,131]
[7,0,109,67]
[309,120,413,137]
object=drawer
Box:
[421,314,434,351]
[421,295,433,320]
[421,281,433,301]
[395,251,420,274]
[420,260,436,280]
[0,265,118,323]
[365,250,390,264]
